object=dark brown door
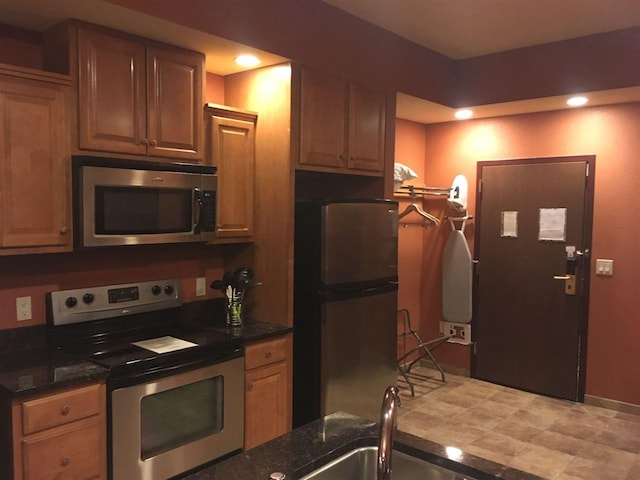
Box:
[473,156,594,401]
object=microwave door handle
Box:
[193,188,204,233]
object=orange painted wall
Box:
[205,72,225,103]
[0,24,42,69]
[395,119,426,358]
[397,103,640,405]
[0,245,226,330]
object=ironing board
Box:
[442,228,472,324]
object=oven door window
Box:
[95,186,193,235]
[140,375,223,460]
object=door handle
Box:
[553,274,576,295]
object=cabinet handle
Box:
[60,226,68,235]
[264,351,272,359]
[141,138,149,146]
[247,384,253,392]
[150,139,158,147]
[61,405,70,416]
[60,457,70,467]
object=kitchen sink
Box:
[300,446,478,480]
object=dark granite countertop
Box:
[208,318,293,342]
[181,298,293,342]
[183,412,544,480]
[0,346,108,399]
[0,299,290,399]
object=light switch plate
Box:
[196,277,206,296]
[595,259,613,276]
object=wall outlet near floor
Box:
[196,277,207,296]
[443,322,472,345]
[16,296,32,321]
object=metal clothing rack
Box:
[397,308,452,396]
[395,184,454,199]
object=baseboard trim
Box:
[417,359,470,378]
[584,394,640,416]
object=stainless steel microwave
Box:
[73,156,217,247]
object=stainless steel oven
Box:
[111,357,244,480]
[47,279,244,480]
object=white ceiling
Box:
[324,0,640,123]
[1,0,638,124]
[322,0,640,59]
[0,0,288,75]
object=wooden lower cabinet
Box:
[12,383,106,480]
[244,334,292,450]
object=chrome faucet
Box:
[377,385,400,480]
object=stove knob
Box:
[151,285,161,295]
[164,285,174,295]
[65,297,78,308]
[83,293,95,304]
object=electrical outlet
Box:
[443,321,472,345]
[16,296,32,321]
[196,277,206,296]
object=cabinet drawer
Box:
[22,416,103,480]
[22,384,101,435]
[245,337,287,370]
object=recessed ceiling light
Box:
[235,55,261,67]
[567,96,588,107]
[455,109,473,120]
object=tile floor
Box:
[396,366,640,480]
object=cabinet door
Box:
[0,76,71,253]
[21,416,104,480]
[210,115,255,239]
[348,83,386,172]
[147,46,204,161]
[245,362,289,450]
[299,67,348,169]
[77,28,147,155]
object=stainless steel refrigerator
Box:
[293,199,398,427]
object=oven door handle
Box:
[109,348,243,390]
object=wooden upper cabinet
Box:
[298,66,386,176]
[348,82,386,172]
[75,24,204,162]
[0,66,72,254]
[146,46,203,160]
[77,28,146,155]
[299,68,348,169]
[206,105,256,241]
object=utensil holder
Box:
[225,293,244,327]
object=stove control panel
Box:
[47,279,182,326]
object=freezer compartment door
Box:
[321,288,397,422]
[322,202,398,286]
